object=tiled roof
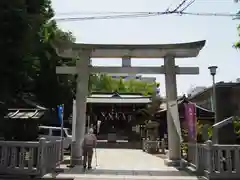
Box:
[87,97,151,104]
[5,109,45,119]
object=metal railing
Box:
[187,141,240,179]
[0,138,62,177]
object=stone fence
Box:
[187,140,240,179]
[0,138,62,177]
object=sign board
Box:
[168,100,183,142]
[184,103,197,142]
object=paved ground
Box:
[44,149,202,180]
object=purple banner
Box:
[184,103,197,142]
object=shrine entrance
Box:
[54,40,206,166]
[86,92,151,142]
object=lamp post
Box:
[208,66,218,143]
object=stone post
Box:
[205,140,213,179]
[160,138,166,154]
[164,56,181,166]
[71,50,90,165]
[39,137,46,175]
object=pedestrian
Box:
[82,128,97,170]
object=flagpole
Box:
[58,105,64,161]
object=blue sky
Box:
[52,0,240,96]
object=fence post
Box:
[142,138,145,151]
[196,144,203,175]
[39,138,46,176]
[160,138,165,154]
[205,140,213,179]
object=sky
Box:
[52,0,240,96]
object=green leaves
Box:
[234,14,240,48]
[0,0,76,110]
[88,74,158,95]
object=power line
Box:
[171,0,188,12]
[180,11,239,17]
[55,0,194,17]
[54,11,239,22]
[164,0,195,13]
[54,12,164,22]
[178,0,195,12]
[56,11,149,15]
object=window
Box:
[39,128,49,135]
[52,129,61,136]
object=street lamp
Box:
[208,66,218,143]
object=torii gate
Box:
[54,40,206,166]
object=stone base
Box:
[54,168,65,173]
[70,158,83,166]
[164,159,184,168]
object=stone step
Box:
[43,174,205,180]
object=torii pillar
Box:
[54,40,206,166]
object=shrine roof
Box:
[89,91,150,99]
[55,40,206,58]
[89,94,147,98]
[156,96,214,119]
[5,109,45,119]
[87,97,151,104]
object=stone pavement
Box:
[44,149,203,180]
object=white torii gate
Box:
[54,40,206,166]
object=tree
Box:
[137,96,163,123]
[125,79,156,95]
[234,25,240,48]
[0,1,43,101]
[233,0,240,48]
[118,78,127,92]
[88,74,158,95]
[0,0,77,120]
[0,0,159,122]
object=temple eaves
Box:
[54,40,206,59]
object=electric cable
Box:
[54,11,239,22]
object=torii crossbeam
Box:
[54,40,206,167]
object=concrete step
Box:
[43,174,205,180]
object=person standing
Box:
[82,128,97,170]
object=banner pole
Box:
[61,106,64,160]
[58,105,64,161]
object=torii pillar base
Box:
[164,159,184,168]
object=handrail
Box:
[186,141,240,179]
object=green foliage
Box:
[233,116,240,136]
[0,0,76,118]
[234,25,240,48]
[193,117,240,141]
[125,79,156,95]
[89,74,158,95]
[200,117,240,139]
[208,126,213,138]
[0,0,159,121]
[137,96,163,124]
